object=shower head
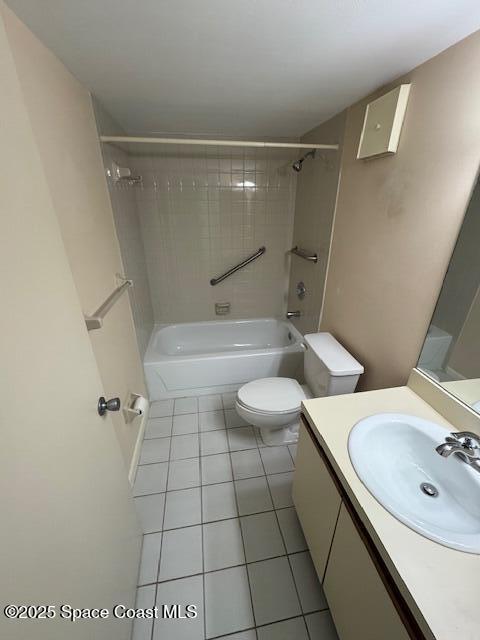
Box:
[292,149,316,172]
[292,159,303,172]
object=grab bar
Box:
[210,246,266,286]
[290,246,318,263]
[85,277,133,330]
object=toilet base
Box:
[259,420,299,446]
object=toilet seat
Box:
[237,377,306,415]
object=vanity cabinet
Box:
[292,422,342,579]
[293,419,422,640]
[324,504,410,640]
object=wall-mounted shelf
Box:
[290,246,318,263]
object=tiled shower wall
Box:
[101,140,154,357]
[132,148,297,323]
[95,101,154,357]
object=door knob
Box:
[98,396,121,416]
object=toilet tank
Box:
[304,333,364,398]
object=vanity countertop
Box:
[302,385,480,640]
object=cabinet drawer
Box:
[292,421,342,580]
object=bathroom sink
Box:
[348,413,480,553]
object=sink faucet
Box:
[436,431,480,473]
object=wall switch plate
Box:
[357,84,411,159]
[215,302,231,315]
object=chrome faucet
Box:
[436,431,480,473]
[286,310,302,319]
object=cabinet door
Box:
[324,505,410,640]
[292,421,342,580]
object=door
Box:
[0,12,140,640]
[324,505,410,640]
[292,421,342,580]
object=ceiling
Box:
[6,0,480,138]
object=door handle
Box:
[98,396,121,416]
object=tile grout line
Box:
[150,413,173,640]
[135,468,292,496]
[195,407,207,640]
[139,549,319,587]
[257,438,307,634]
[224,399,258,635]
[136,502,300,536]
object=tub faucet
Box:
[286,310,302,319]
[436,431,480,473]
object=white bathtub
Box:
[144,318,304,400]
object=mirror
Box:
[417,172,480,410]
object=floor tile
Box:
[150,399,174,418]
[202,482,238,522]
[201,430,229,455]
[159,525,203,581]
[231,449,264,480]
[134,493,165,533]
[259,446,294,474]
[216,632,256,640]
[164,487,201,530]
[153,575,204,640]
[225,408,249,428]
[288,444,297,460]
[289,551,327,613]
[222,392,237,409]
[132,585,156,640]
[201,453,233,485]
[305,611,339,640]
[172,413,199,435]
[134,462,168,496]
[228,426,258,451]
[170,434,199,460]
[138,532,162,585]
[276,507,307,553]
[168,458,200,490]
[139,437,170,464]
[174,397,198,415]
[257,616,308,640]
[145,416,173,439]
[240,512,285,562]
[203,518,245,571]
[267,472,294,508]
[199,394,223,412]
[199,410,226,431]
[248,556,301,626]
[235,476,273,516]
[205,566,254,638]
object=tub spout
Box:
[286,310,302,319]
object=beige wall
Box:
[287,112,345,334]
[3,5,147,468]
[320,31,480,391]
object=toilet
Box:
[235,332,364,446]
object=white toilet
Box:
[235,332,364,446]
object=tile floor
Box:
[132,392,339,640]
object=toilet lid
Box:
[237,377,306,414]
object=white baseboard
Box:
[128,404,150,486]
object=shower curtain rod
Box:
[100,135,339,150]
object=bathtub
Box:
[144,318,305,400]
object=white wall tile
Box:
[135,149,297,323]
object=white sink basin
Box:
[348,413,480,553]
